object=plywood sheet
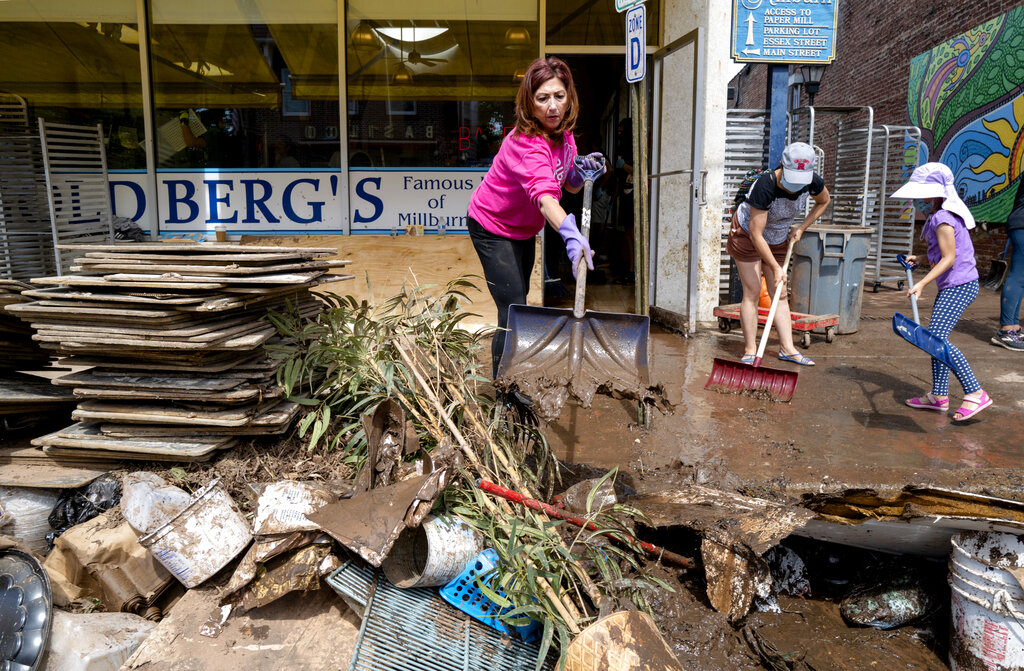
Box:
[33,422,236,458]
[0,372,76,405]
[102,271,325,285]
[22,287,214,305]
[60,351,269,373]
[96,400,299,435]
[72,398,286,426]
[59,242,338,255]
[52,370,246,391]
[0,460,111,488]
[242,234,544,330]
[71,383,280,404]
[74,259,351,275]
[49,327,274,351]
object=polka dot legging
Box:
[927,279,981,396]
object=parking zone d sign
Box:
[626,5,645,83]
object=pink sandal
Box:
[905,393,949,411]
[953,390,993,423]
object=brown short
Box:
[726,224,789,264]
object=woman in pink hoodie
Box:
[468,56,605,378]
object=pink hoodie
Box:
[468,130,578,240]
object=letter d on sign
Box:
[625,5,645,83]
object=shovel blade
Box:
[983,260,1008,291]
[705,357,798,402]
[497,304,650,415]
[892,312,955,368]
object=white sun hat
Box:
[890,162,975,230]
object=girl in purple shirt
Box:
[467,57,605,378]
[892,162,992,422]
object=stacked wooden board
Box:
[0,279,76,429]
[6,242,351,462]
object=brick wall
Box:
[730,0,1021,269]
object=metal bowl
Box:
[0,549,52,671]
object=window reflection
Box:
[0,5,146,169]
[345,6,539,168]
[151,3,340,170]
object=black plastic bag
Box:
[45,473,122,549]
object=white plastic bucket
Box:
[951,555,1024,602]
[138,479,251,588]
[949,531,1024,670]
[381,514,483,588]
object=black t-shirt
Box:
[746,170,825,212]
[1007,179,1024,232]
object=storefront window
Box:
[546,1,659,47]
[150,1,341,170]
[346,1,539,168]
[0,0,145,169]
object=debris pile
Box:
[5,242,351,462]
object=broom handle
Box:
[755,238,795,363]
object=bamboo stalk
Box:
[442,380,607,612]
[394,339,584,633]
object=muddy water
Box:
[544,323,1024,498]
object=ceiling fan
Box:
[406,48,446,67]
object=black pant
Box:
[467,216,536,378]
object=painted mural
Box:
[907,6,1024,223]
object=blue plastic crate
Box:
[439,548,541,643]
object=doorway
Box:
[543,54,637,315]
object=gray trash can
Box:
[790,225,872,335]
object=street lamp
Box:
[800,64,827,106]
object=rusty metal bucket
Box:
[563,610,684,671]
[497,157,650,417]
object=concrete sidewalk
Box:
[546,282,1024,499]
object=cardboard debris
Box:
[43,509,174,616]
[308,469,448,567]
[122,582,359,670]
[633,484,815,555]
[634,485,815,621]
[355,399,422,493]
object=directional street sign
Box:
[625,5,646,83]
[731,0,838,64]
[615,0,646,12]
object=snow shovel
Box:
[704,239,798,402]
[982,239,1011,291]
[892,254,956,368]
[497,155,650,411]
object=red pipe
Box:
[476,479,694,569]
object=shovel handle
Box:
[754,239,795,363]
[898,254,921,324]
[573,177,594,318]
[571,156,605,318]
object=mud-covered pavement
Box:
[546,286,1024,498]
[542,286,1021,669]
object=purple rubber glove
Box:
[565,152,607,189]
[558,213,594,279]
